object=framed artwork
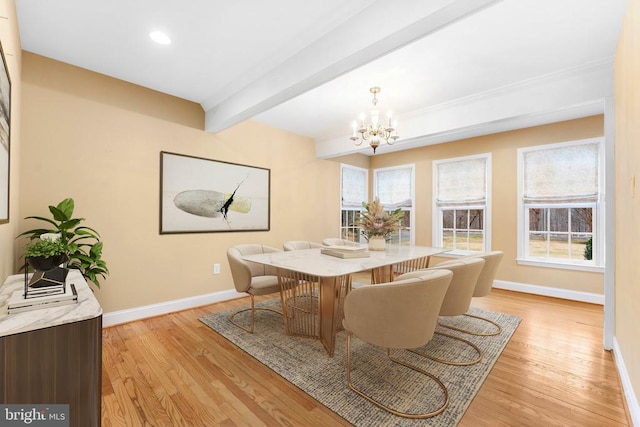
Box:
[0,40,11,224]
[160,151,270,234]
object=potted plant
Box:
[24,236,69,271]
[18,198,109,288]
[353,197,404,250]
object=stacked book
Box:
[8,284,78,314]
[321,245,370,259]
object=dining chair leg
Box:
[438,313,502,336]
[229,294,282,333]
[409,331,482,366]
[346,333,449,419]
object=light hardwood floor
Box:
[102,286,631,426]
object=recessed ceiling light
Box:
[149,31,171,45]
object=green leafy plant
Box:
[353,197,404,241]
[584,237,593,260]
[24,237,68,258]
[24,237,70,272]
[18,198,109,288]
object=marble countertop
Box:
[0,269,102,337]
[243,244,447,277]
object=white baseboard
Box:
[613,338,640,426]
[493,279,604,305]
[102,289,244,327]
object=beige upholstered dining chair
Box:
[342,269,453,419]
[396,257,485,366]
[226,244,283,333]
[322,238,359,247]
[283,240,322,251]
[455,250,505,335]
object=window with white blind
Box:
[340,164,368,242]
[517,138,604,270]
[374,164,414,245]
[433,154,491,254]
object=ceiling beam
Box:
[315,59,613,158]
[204,0,502,133]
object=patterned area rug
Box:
[199,299,521,426]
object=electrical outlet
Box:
[213,263,220,274]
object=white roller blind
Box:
[375,167,412,208]
[436,157,487,206]
[523,142,599,203]
[341,165,367,208]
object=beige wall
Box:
[0,0,21,282]
[19,53,341,313]
[371,116,605,294]
[331,153,370,170]
[614,0,640,409]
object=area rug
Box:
[199,299,521,426]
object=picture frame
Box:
[160,151,270,234]
[0,40,11,224]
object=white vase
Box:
[368,236,386,251]
[40,233,61,241]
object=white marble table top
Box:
[243,244,447,277]
[0,269,102,337]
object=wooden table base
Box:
[278,268,351,356]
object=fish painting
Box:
[174,189,252,219]
[161,152,270,234]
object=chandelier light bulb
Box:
[371,108,379,127]
[351,121,358,140]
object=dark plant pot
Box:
[26,254,69,271]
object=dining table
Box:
[243,244,447,356]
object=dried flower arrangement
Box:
[354,197,404,241]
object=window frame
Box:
[516,138,605,272]
[439,205,487,252]
[432,153,492,255]
[523,202,597,263]
[373,164,415,245]
[340,164,368,243]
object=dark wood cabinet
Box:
[0,316,102,426]
[0,272,102,427]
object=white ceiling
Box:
[16,0,626,157]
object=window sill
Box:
[516,258,604,273]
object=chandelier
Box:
[350,86,399,153]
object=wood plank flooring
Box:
[102,286,631,426]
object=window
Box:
[374,164,414,245]
[518,138,603,269]
[526,206,595,260]
[433,154,491,254]
[340,164,367,242]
